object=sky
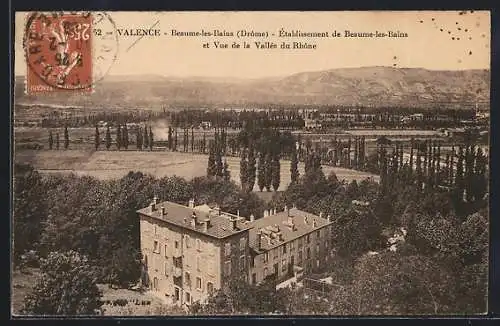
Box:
[15,11,490,79]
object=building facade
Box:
[138,198,333,307]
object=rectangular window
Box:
[196,277,202,290]
[240,255,246,270]
[264,267,268,277]
[282,244,287,254]
[298,238,303,248]
[298,251,302,262]
[175,241,179,249]
[307,235,310,244]
[196,257,201,271]
[185,292,191,304]
[290,241,295,251]
[196,239,202,251]
[250,256,255,268]
[165,261,169,276]
[153,240,160,253]
[316,259,320,268]
[316,244,320,253]
[282,258,287,272]
[252,273,256,284]
[224,261,231,276]
[185,235,191,248]
[316,230,320,238]
[225,243,231,256]
[185,272,191,287]
[164,244,168,257]
[263,252,269,263]
[240,237,246,251]
[307,248,311,259]
[207,282,214,295]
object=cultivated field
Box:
[15,150,379,190]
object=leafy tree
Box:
[353,252,455,315]
[22,251,102,315]
[116,125,122,150]
[94,126,100,151]
[290,146,299,184]
[105,126,111,150]
[48,130,53,150]
[149,126,154,151]
[122,124,129,149]
[13,164,47,265]
[63,126,69,149]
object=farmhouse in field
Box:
[137,198,333,307]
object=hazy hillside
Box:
[15,66,490,109]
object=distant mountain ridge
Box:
[15,66,490,109]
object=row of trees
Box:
[47,127,69,150]
[95,125,155,151]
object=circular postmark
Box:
[23,11,119,92]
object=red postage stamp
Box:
[24,12,93,94]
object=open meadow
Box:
[14,149,379,190]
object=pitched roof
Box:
[244,208,332,253]
[137,201,251,239]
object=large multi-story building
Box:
[137,197,333,307]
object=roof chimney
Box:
[258,230,262,250]
[188,199,195,209]
[319,212,323,219]
[284,205,288,212]
[250,214,255,222]
[273,208,277,215]
[237,209,240,217]
[232,219,238,231]
[304,216,309,225]
[160,206,165,216]
[264,210,269,217]
[151,196,158,211]
[312,219,317,228]
[201,221,208,232]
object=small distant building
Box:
[200,121,212,130]
[376,135,392,146]
[443,128,467,138]
[304,119,322,130]
[400,113,424,124]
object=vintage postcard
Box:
[12,11,490,316]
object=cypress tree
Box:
[63,126,69,149]
[48,130,53,150]
[143,125,149,150]
[240,149,248,191]
[455,146,465,203]
[94,125,100,151]
[168,126,172,150]
[247,144,257,192]
[290,145,299,184]
[202,132,206,153]
[116,125,122,150]
[191,127,195,152]
[409,138,414,173]
[207,143,217,177]
[149,126,154,151]
[122,124,129,149]
[136,127,142,150]
[215,143,223,178]
[473,147,487,201]
[354,137,359,169]
[450,145,455,185]
[174,129,178,151]
[264,152,273,191]
[223,159,231,182]
[272,155,280,191]
[56,133,60,150]
[105,126,111,150]
[257,152,266,192]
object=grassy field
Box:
[15,149,379,190]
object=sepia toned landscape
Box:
[12,11,489,317]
